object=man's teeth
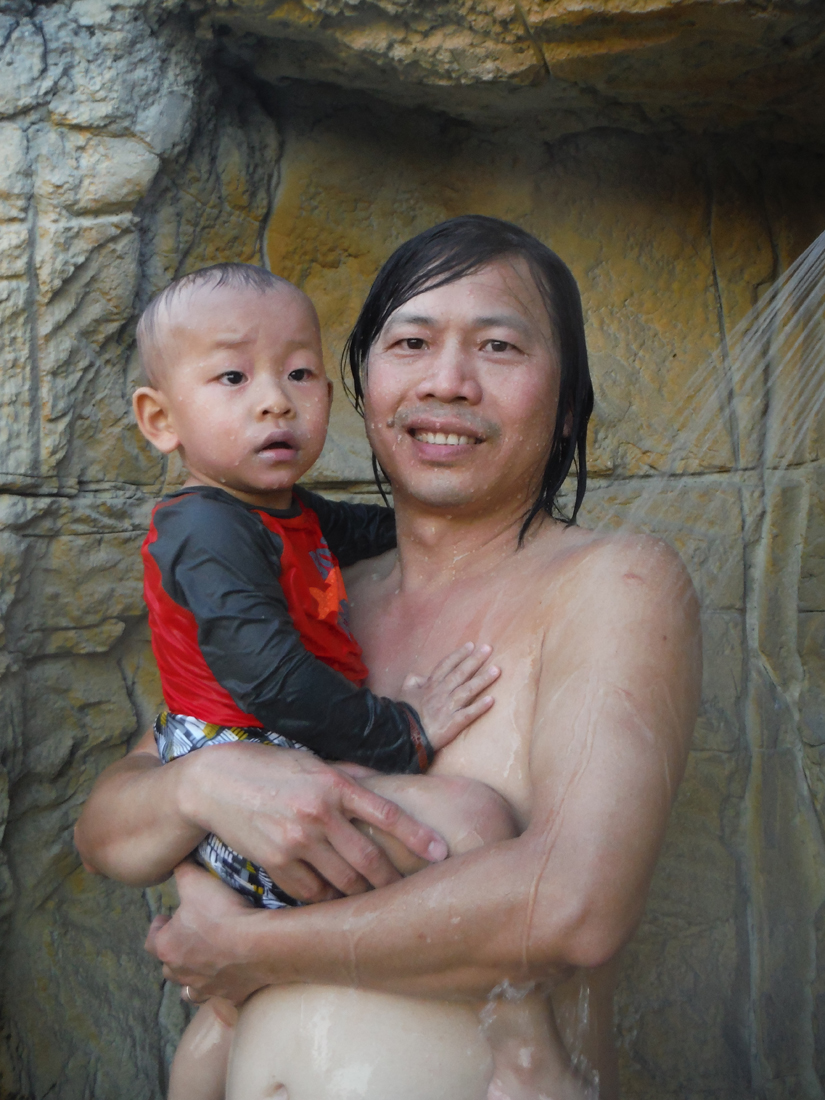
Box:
[413,431,476,446]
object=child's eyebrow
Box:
[210,333,254,348]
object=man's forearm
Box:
[229,834,585,1001]
[74,748,206,886]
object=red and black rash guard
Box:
[142,485,432,774]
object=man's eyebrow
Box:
[386,312,435,327]
[474,314,534,336]
[386,312,535,335]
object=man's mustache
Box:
[389,407,500,442]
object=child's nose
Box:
[258,379,292,417]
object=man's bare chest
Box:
[349,573,546,822]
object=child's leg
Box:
[482,998,595,1100]
[167,998,238,1100]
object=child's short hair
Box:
[137,263,293,383]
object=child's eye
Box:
[220,370,246,386]
[288,368,312,382]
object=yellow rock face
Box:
[208,0,825,142]
[1,2,825,1098]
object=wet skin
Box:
[132,282,333,510]
[77,260,701,1098]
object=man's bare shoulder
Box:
[530,523,702,761]
[532,520,695,605]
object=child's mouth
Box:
[258,431,298,456]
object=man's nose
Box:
[414,346,482,404]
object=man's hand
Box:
[75,730,448,899]
[182,743,449,902]
[399,642,500,752]
[146,861,264,1005]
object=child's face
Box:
[136,283,332,508]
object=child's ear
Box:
[133,387,180,454]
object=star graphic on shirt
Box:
[309,584,339,622]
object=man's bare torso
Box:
[347,520,619,1096]
[228,519,624,1100]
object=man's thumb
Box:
[144,914,171,958]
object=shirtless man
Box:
[75,215,701,1099]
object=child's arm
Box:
[295,488,396,565]
[149,491,495,773]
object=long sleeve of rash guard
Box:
[148,489,430,773]
[295,487,397,566]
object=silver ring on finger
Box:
[183,985,204,1005]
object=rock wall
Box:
[0,1,824,1098]
[0,3,279,1094]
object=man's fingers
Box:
[341,782,448,863]
[145,914,171,958]
[325,817,405,891]
[304,835,392,895]
[333,762,380,780]
[260,857,340,904]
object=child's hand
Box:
[400,642,500,754]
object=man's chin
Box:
[393,477,487,511]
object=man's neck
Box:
[391,494,545,594]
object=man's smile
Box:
[411,430,480,446]
[393,410,496,457]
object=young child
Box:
[133,263,510,1096]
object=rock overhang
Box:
[193,0,825,144]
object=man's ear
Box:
[562,405,574,439]
[133,387,180,455]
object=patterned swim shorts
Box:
[154,711,307,909]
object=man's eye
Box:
[288,368,312,382]
[485,340,512,353]
[403,338,426,350]
[220,370,246,386]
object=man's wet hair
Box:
[343,215,594,539]
[137,263,295,383]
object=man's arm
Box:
[74,729,207,885]
[74,731,451,900]
[147,537,701,1002]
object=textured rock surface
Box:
[0,1,278,1094]
[0,1,824,1098]
[206,0,825,143]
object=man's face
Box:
[363,258,561,518]
[150,284,332,509]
